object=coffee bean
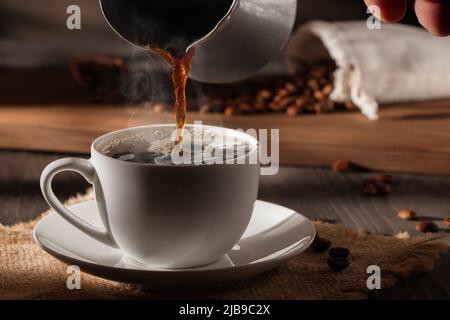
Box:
[332,159,351,173]
[71,56,347,116]
[272,95,283,103]
[269,101,290,112]
[295,96,308,108]
[268,102,281,112]
[376,182,392,195]
[318,77,329,86]
[307,79,320,91]
[376,174,395,183]
[199,103,211,113]
[303,88,313,98]
[328,258,350,272]
[295,78,306,88]
[254,101,267,112]
[322,84,333,96]
[152,103,166,113]
[345,101,356,110]
[329,247,350,258]
[313,102,323,113]
[286,105,301,116]
[398,209,417,221]
[239,102,254,113]
[257,89,271,101]
[311,237,332,253]
[444,218,450,228]
[313,90,325,101]
[332,159,372,173]
[362,179,391,196]
[277,89,289,98]
[314,100,335,113]
[285,82,297,93]
[310,66,327,79]
[224,106,237,116]
[362,180,379,195]
[416,221,439,233]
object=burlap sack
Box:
[0,191,447,300]
[286,21,450,120]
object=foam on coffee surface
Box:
[100,126,253,165]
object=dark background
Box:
[0,0,421,68]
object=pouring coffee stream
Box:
[152,48,195,144]
[100,0,297,142]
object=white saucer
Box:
[34,200,315,290]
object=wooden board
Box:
[1,101,450,175]
[2,150,450,299]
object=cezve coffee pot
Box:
[100,0,297,83]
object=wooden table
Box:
[1,149,449,299]
[2,67,450,176]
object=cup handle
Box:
[40,158,118,248]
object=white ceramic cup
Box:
[40,124,260,268]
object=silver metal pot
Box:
[100,0,297,83]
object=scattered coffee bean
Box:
[332,159,371,173]
[254,101,267,112]
[398,209,417,221]
[416,221,439,233]
[328,257,350,272]
[286,105,301,116]
[375,174,395,183]
[272,94,283,103]
[332,160,351,173]
[312,237,332,253]
[239,102,254,113]
[224,106,237,116]
[277,89,289,98]
[313,90,324,101]
[329,247,350,258]
[376,182,392,195]
[278,97,295,110]
[295,96,308,108]
[344,101,356,110]
[444,218,450,228]
[71,56,354,116]
[285,82,297,93]
[158,61,352,116]
[362,179,391,196]
[362,180,379,195]
[322,84,333,96]
[152,103,167,113]
[307,78,320,91]
[199,103,211,113]
[257,89,272,101]
[268,102,285,112]
[314,101,332,113]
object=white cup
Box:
[40,124,260,268]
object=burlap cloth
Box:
[0,191,447,300]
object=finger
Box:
[414,0,450,36]
[364,0,407,22]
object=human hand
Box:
[364,0,450,36]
